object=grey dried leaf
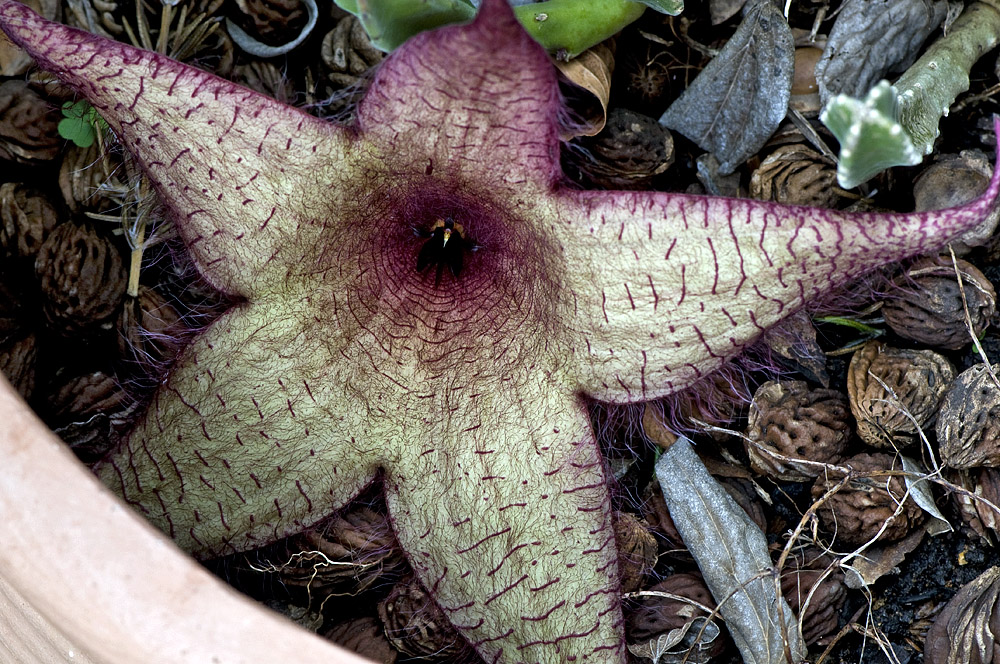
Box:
[656,438,807,664]
[924,566,1000,664]
[815,0,947,107]
[627,618,722,664]
[900,455,952,535]
[937,363,1000,469]
[659,0,793,174]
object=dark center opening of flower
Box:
[415,216,477,285]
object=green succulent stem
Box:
[338,0,650,56]
[895,0,1000,154]
[822,0,1000,188]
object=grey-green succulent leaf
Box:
[821,81,922,189]
[822,0,1000,188]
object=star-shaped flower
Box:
[2,2,997,662]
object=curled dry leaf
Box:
[847,341,954,449]
[814,0,947,107]
[882,255,996,350]
[924,566,1000,664]
[937,363,1000,469]
[745,380,851,482]
[659,0,793,174]
[554,42,614,137]
[952,468,1000,542]
[656,438,807,664]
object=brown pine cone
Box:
[377,576,473,661]
[0,80,61,164]
[614,510,658,593]
[847,341,954,449]
[746,380,851,481]
[0,332,36,400]
[883,255,996,350]
[277,506,406,599]
[230,0,309,47]
[323,616,397,664]
[811,452,925,546]
[321,15,384,87]
[574,108,674,190]
[0,182,62,259]
[750,144,838,208]
[951,468,1000,541]
[34,221,126,336]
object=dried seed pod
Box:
[321,15,384,87]
[625,572,725,661]
[811,452,925,546]
[34,221,126,335]
[0,332,36,400]
[573,108,674,190]
[937,364,1000,468]
[377,576,473,661]
[847,341,954,449]
[230,0,309,47]
[779,547,846,645]
[614,510,658,593]
[0,80,61,164]
[750,144,838,208]
[277,506,406,598]
[952,468,1000,541]
[746,380,851,481]
[883,255,996,350]
[924,566,1000,664]
[118,286,182,364]
[914,151,998,252]
[0,182,61,259]
[323,616,398,664]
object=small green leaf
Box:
[57,99,105,148]
[821,80,921,189]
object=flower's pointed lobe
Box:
[356,0,562,190]
[552,123,1000,403]
[0,0,351,298]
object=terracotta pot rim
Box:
[0,377,371,663]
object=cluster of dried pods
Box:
[5,0,1000,662]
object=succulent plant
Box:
[3,0,1000,661]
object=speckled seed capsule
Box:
[883,255,996,350]
[779,547,847,645]
[937,363,1000,468]
[847,341,954,449]
[746,380,851,481]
